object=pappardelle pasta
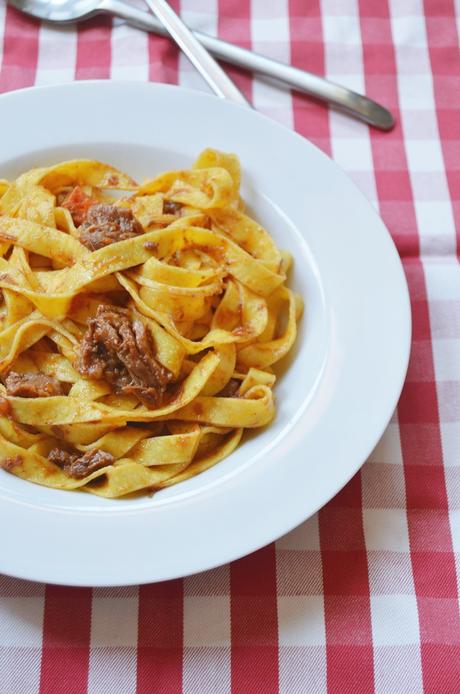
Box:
[0,149,302,497]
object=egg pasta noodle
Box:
[0,149,302,497]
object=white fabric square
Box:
[432,339,460,381]
[401,109,439,139]
[0,598,43,647]
[424,261,460,301]
[326,50,365,83]
[110,24,148,82]
[441,422,460,467]
[183,647,230,694]
[322,12,360,45]
[182,10,218,34]
[278,596,325,646]
[328,105,368,138]
[180,0,216,14]
[420,234,457,258]
[184,596,230,647]
[449,510,460,553]
[368,423,403,466]
[415,201,456,238]
[374,645,423,694]
[111,24,147,64]
[368,551,416,595]
[252,0,290,64]
[279,645,327,694]
[405,139,446,172]
[391,15,427,47]
[35,26,77,85]
[444,469,460,512]
[183,0,217,36]
[251,17,290,42]
[371,595,420,646]
[327,72,364,93]
[398,75,434,109]
[0,647,44,694]
[277,514,320,550]
[409,171,451,202]
[88,647,137,694]
[252,0,290,18]
[253,78,293,125]
[332,138,374,171]
[363,510,410,552]
[91,597,138,647]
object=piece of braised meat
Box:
[5,372,63,398]
[78,204,144,251]
[48,448,114,480]
[77,305,173,408]
[217,378,241,398]
[162,200,183,215]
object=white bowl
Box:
[0,81,410,585]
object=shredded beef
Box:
[77,305,173,407]
[217,378,241,398]
[48,447,114,480]
[78,204,144,251]
[163,200,183,215]
[5,372,63,398]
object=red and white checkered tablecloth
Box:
[0,1,459,692]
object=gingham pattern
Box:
[0,1,459,692]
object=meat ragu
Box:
[61,186,97,226]
[77,305,173,408]
[0,151,301,500]
[48,448,114,480]
[78,203,144,251]
[217,378,241,398]
[162,200,183,215]
[5,372,63,398]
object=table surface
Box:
[0,1,459,693]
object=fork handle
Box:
[104,0,394,130]
[141,0,249,107]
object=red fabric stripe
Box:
[359,5,460,688]
[230,545,279,694]
[289,2,374,689]
[218,0,253,102]
[288,0,331,154]
[75,16,111,80]
[398,265,460,694]
[320,475,375,694]
[423,2,460,254]
[148,0,180,84]
[0,5,39,92]
[136,580,183,694]
[359,0,419,258]
[39,586,92,694]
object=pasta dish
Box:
[0,149,302,497]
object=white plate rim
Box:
[0,81,411,586]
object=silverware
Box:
[9,0,395,130]
[142,0,249,107]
